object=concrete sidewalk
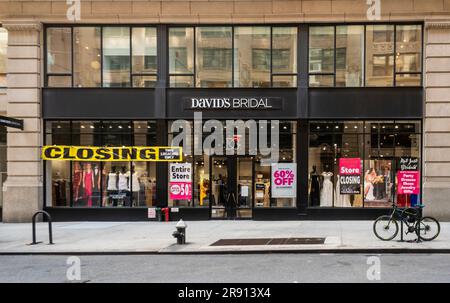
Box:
[0,221,448,254]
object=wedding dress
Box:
[335,175,351,207]
[320,172,333,207]
[365,181,375,201]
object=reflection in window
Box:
[395,25,422,86]
[47,27,72,86]
[73,27,101,87]
[234,27,271,88]
[169,27,194,87]
[365,25,394,87]
[336,26,364,87]
[196,27,232,88]
[0,28,7,87]
[309,26,334,87]
[102,27,131,87]
[132,27,157,87]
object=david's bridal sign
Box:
[185,97,282,110]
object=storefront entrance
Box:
[210,156,253,219]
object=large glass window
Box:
[309,26,334,87]
[169,27,195,87]
[0,28,7,88]
[196,27,232,88]
[102,27,130,87]
[365,25,394,87]
[132,27,157,88]
[309,24,422,87]
[169,26,298,88]
[45,120,157,208]
[73,27,101,87]
[336,26,364,87]
[308,121,421,208]
[46,26,157,87]
[234,26,271,88]
[46,27,72,86]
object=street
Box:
[0,254,449,283]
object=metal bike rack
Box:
[30,210,54,245]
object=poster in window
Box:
[339,158,361,194]
[271,163,296,198]
[169,163,192,200]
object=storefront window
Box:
[169,27,195,87]
[308,121,421,208]
[365,25,394,87]
[309,26,334,87]
[336,26,364,87]
[45,120,157,208]
[395,25,422,86]
[132,27,157,88]
[272,27,297,87]
[196,27,232,88]
[46,27,72,86]
[103,27,131,87]
[309,24,421,87]
[73,27,101,87]
[234,26,271,88]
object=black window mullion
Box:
[232,26,235,88]
[100,27,104,87]
[129,27,132,87]
[71,27,74,87]
[393,24,397,87]
[270,26,273,87]
[363,24,366,87]
[333,26,336,87]
[193,27,196,87]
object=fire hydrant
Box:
[172,219,187,244]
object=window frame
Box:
[308,23,423,88]
[168,25,298,88]
[44,25,158,88]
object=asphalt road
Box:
[0,254,449,283]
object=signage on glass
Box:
[185,97,282,110]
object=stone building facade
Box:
[0,0,449,222]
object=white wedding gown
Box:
[365,182,375,201]
[320,172,333,207]
[335,175,351,207]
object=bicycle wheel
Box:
[373,215,399,241]
[415,216,440,241]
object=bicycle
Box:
[373,203,440,241]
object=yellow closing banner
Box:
[42,145,182,162]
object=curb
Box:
[1,248,450,255]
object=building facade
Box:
[0,0,449,222]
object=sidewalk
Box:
[0,221,448,254]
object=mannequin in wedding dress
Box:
[364,168,376,201]
[320,171,333,207]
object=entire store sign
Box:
[397,171,420,195]
[339,158,361,194]
[41,146,182,161]
[271,163,296,198]
[169,163,192,200]
[185,97,282,110]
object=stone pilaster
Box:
[2,21,42,223]
[423,20,450,220]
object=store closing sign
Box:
[397,171,420,195]
[271,163,296,198]
[169,163,192,200]
[339,158,361,194]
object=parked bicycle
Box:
[373,204,440,241]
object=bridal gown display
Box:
[320,172,333,207]
[365,182,375,201]
[335,175,351,207]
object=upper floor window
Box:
[0,27,8,88]
[169,26,297,88]
[46,26,157,88]
[309,24,422,87]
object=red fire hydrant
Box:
[161,207,170,222]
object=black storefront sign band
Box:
[339,175,361,195]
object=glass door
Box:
[210,156,228,218]
[236,157,253,218]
